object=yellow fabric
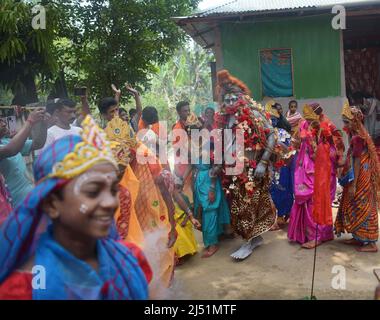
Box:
[173,204,198,258]
[114,165,144,247]
[182,173,194,203]
[302,104,319,121]
[342,100,354,120]
[265,100,279,118]
[105,116,137,167]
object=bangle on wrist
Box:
[260,159,269,165]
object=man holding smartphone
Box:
[0,108,48,207]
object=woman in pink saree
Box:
[288,104,338,248]
[0,174,12,224]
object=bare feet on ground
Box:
[202,245,219,258]
[301,240,322,249]
[356,243,378,253]
[343,238,362,246]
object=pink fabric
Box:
[288,121,334,244]
[0,175,12,225]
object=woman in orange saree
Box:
[106,115,175,296]
[335,104,380,252]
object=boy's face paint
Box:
[51,163,120,239]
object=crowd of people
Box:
[0,70,379,299]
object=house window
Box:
[260,48,294,97]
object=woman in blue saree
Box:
[269,103,294,230]
[0,116,151,300]
[185,115,231,258]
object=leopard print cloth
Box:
[230,176,276,240]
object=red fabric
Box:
[121,241,153,284]
[0,175,12,224]
[0,272,33,300]
[313,141,333,226]
[345,48,380,99]
[0,242,152,300]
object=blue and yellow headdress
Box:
[41,115,118,181]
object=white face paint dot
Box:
[79,204,88,215]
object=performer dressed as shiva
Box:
[216,70,287,261]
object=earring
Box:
[51,210,60,219]
[79,204,88,215]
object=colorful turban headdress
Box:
[265,100,280,118]
[0,115,149,300]
[105,115,137,167]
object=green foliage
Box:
[51,0,200,101]
[142,42,214,127]
[0,86,13,105]
[0,0,200,105]
[0,0,59,103]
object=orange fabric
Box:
[172,120,186,143]
[135,142,162,178]
[138,119,160,136]
[130,159,174,288]
[172,120,188,177]
[313,141,333,225]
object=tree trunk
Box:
[11,73,38,106]
[48,69,68,100]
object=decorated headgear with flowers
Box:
[105,115,137,167]
[216,69,252,99]
[303,103,321,121]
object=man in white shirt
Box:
[38,98,82,154]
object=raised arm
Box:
[80,90,91,116]
[111,84,121,108]
[0,108,46,159]
[0,122,32,160]
[125,83,142,123]
[31,113,49,151]
[75,90,91,127]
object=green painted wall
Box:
[220,15,341,99]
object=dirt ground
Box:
[172,210,380,300]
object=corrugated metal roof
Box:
[194,0,379,17]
